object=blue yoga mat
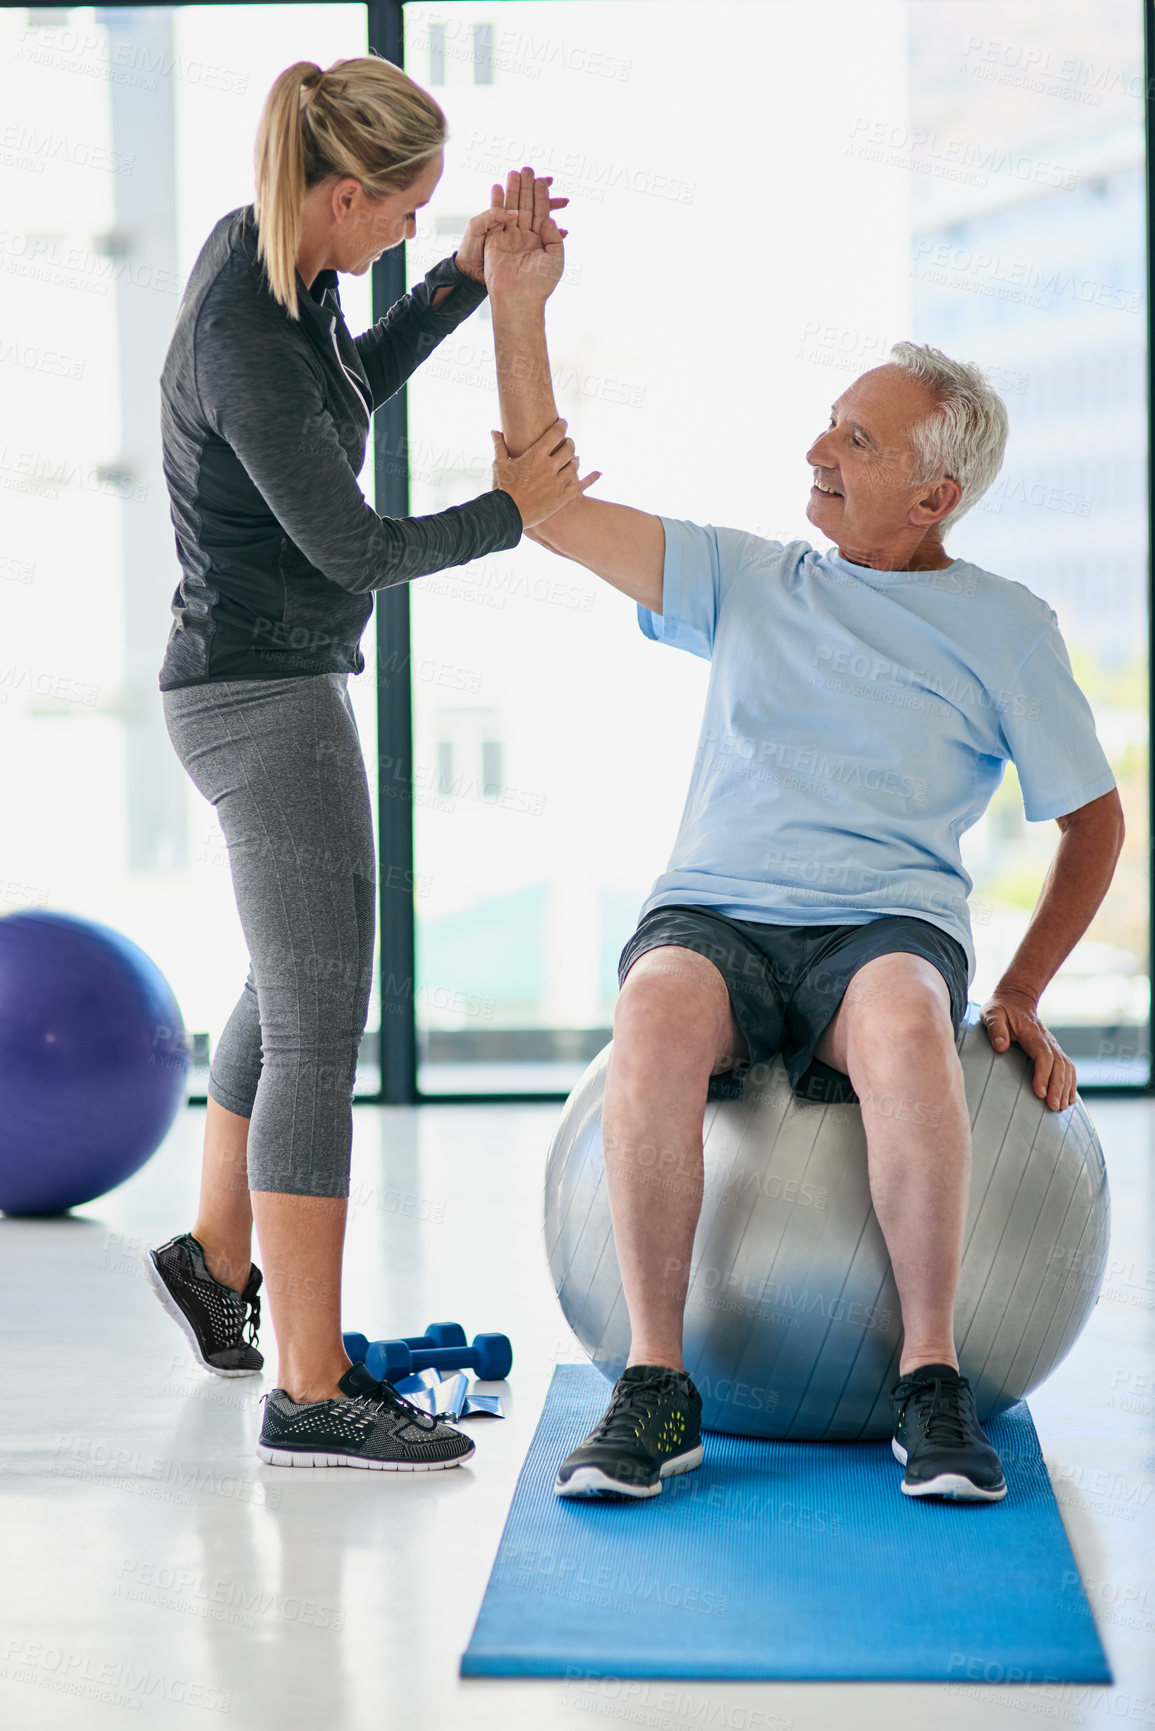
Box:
[462,1363,1111,1682]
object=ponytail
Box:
[253,56,447,321]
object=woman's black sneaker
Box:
[890,1362,1007,1502]
[555,1364,704,1499]
[141,1232,263,1376]
[257,1361,476,1471]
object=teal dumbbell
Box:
[364,1330,512,1383]
[343,1321,467,1366]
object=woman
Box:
[141,56,589,1472]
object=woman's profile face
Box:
[337,151,445,275]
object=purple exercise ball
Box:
[0,910,189,1215]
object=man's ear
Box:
[909,476,963,527]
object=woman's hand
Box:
[453,199,517,286]
[491,421,599,528]
[483,168,569,308]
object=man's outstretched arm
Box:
[527,494,666,615]
[485,168,665,614]
[981,787,1125,1109]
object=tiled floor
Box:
[1,1097,1152,1730]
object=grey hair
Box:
[888,341,1009,527]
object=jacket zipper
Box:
[328,312,371,423]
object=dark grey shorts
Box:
[617,906,969,1106]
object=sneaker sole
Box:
[554,1443,704,1500]
[140,1248,261,1379]
[892,1437,1007,1502]
[255,1442,475,1471]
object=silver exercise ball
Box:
[544,1008,1109,1439]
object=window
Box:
[403,0,1147,1093]
[0,3,384,1095]
[428,19,446,82]
[472,21,493,84]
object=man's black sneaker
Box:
[555,1364,703,1499]
[257,1361,476,1471]
[141,1232,263,1377]
[890,1362,1007,1502]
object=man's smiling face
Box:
[804,365,957,568]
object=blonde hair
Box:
[253,56,447,319]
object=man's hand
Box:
[483,167,568,307]
[491,422,599,528]
[981,988,1077,1111]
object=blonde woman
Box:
[143,57,590,1470]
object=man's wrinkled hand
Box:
[483,166,568,306]
[981,989,1077,1111]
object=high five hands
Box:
[454,166,568,295]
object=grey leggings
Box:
[163,673,375,1197]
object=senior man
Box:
[488,177,1123,1504]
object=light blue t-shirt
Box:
[637,520,1116,981]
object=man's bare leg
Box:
[814,952,970,1373]
[603,947,747,1371]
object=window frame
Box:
[11,0,1148,1102]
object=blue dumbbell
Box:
[343,1321,467,1366]
[364,1330,512,1383]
